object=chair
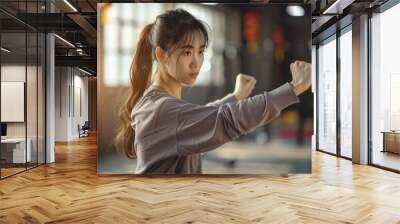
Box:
[78,121,90,138]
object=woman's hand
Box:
[290,60,312,96]
[232,73,257,100]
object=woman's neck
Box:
[153,71,182,99]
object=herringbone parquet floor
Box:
[1,134,400,223]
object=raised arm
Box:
[173,60,311,156]
[205,93,237,107]
[166,82,299,156]
[205,73,256,107]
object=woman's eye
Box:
[184,51,192,56]
[199,50,204,55]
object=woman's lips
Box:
[189,73,198,79]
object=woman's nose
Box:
[191,54,201,69]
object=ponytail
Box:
[115,23,154,159]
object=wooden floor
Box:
[1,135,400,223]
[0,167,26,178]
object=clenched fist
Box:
[290,60,312,96]
[232,73,257,100]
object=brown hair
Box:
[115,9,209,159]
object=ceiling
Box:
[0,0,98,75]
[309,0,389,44]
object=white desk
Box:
[1,138,31,163]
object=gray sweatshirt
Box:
[131,83,299,175]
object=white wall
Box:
[55,67,89,141]
[71,72,89,138]
[55,66,69,141]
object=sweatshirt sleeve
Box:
[166,83,299,156]
[205,93,238,107]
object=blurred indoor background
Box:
[98,3,312,174]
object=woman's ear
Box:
[155,46,164,63]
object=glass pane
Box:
[371,4,400,171]
[317,37,337,154]
[312,45,317,151]
[27,31,38,169]
[38,33,45,164]
[1,31,27,177]
[340,29,352,158]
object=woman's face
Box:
[164,31,206,86]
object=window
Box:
[371,2,400,171]
[317,36,337,154]
[339,28,352,158]
[103,3,165,87]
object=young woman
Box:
[115,9,311,175]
